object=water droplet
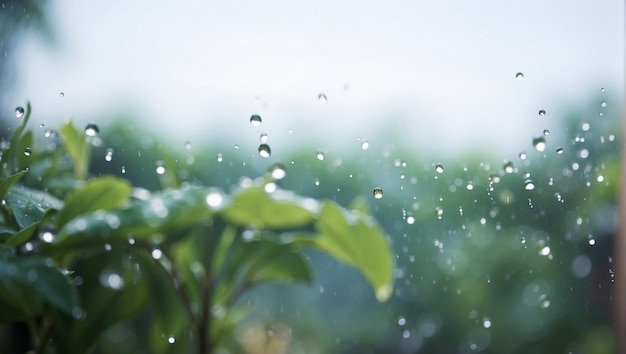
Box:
[206,190,224,208]
[435,164,444,174]
[543,129,550,136]
[318,93,327,102]
[466,182,474,190]
[216,153,223,162]
[361,141,369,150]
[258,144,271,158]
[39,231,55,243]
[15,106,24,118]
[398,316,406,326]
[85,123,99,137]
[435,207,443,219]
[155,160,166,175]
[44,129,57,138]
[515,72,524,80]
[316,151,325,160]
[23,147,31,156]
[151,249,163,260]
[406,215,415,225]
[121,166,126,174]
[373,187,383,199]
[260,133,269,143]
[519,151,527,160]
[524,179,535,190]
[532,137,546,152]
[483,318,492,329]
[269,163,286,180]
[556,147,564,154]
[600,101,607,108]
[105,148,114,161]
[99,270,125,290]
[250,114,262,127]
[184,141,192,150]
[59,92,65,97]
[503,161,514,174]
[168,336,176,344]
[538,110,546,117]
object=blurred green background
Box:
[0,1,622,353]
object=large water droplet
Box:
[269,163,286,180]
[533,137,546,152]
[538,110,546,117]
[373,187,383,199]
[515,72,524,80]
[250,114,262,127]
[318,93,327,102]
[258,144,271,158]
[155,160,166,175]
[85,123,99,137]
[14,106,25,119]
[105,148,114,162]
[435,164,444,174]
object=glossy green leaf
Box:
[312,202,394,302]
[59,121,90,180]
[0,253,78,324]
[56,176,132,229]
[221,186,316,229]
[15,130,33,172]
[5,185,63,228]
[0,169,28,201]
[242,240,312,284]
[3,222,39,247]
[6,102,31,177]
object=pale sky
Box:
[5,0,624,158]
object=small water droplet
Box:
[121,166,126,174]
[538,110,546,117]
[59,92,65,97]
[435,207,444,219]
[168,336,176,344]
[99,270,125,290]
[373,187,383,199]
[532,137,546,152]
[39,231,55,243]
[524,179,535,190]
[556,147,564,154]
[466,181,474,190]
[503,161,514,174]
[184,141,192,150]
[23,147,31,156]
[85,123,99,137]
[44,129,57,138]
[151,249,163,260]
[258,144,271,158]
[515,72,524,80]
[483,318,492,328]
[361,141,369,150]
[155,160,166,175]
[269,163,286,179]
[398,316,406,326]
[260,133,269,143]
[519,151,527,160]
[406,215,415,225]
[105,148,114,161]
[600,101,607,108]
[250,114,262,127]
[316,151,325,161]
[435,164,444,173]
[318,93,327,102]
[543,129,550,136]
[216,153,223,162]
[15,106,24,118]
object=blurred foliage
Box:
[0,103,394,353]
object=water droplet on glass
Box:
[373,187,383,199]
[85,123,99,137]
[466,182,474,190]
[503,161,514,174]
[406,215,415,225]
[155,160,166,175]
[59,92,65,97]
[532,137,546,152]
[524,179,535,191]
[538,110,546,117]
[519,151,527,160]
[515,72,524,80]
[260,133,269,143]
[23,147,31,156]
[582,122,590,131]
[600,101,607,108]
[316,151,325,160]
[556,147,564,155]
[435,164,444,174]
[318,93,327,102]
[216,153,223,162]
[258,144,271,158]
[15,106,24,118]
[250,114,262,127]
[543,129,550,136]
[539,246,551,256]
[361,141,369,150]
[483,318,492,328]
[269,163,286,180]
[105,148,114,161]
[121,166,126,174]
[184,141,192,150]
[435,207,443,219]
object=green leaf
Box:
[0,169,28,201]
[242,240,312,284]
[5,185,63,228]
[221,185,316,229]
[56,176,132,229]
[7,102,31,176]
[59,121,91,180]
[3,222,39,247]
[0,253,78,324]
[15,130,33,172]
[312,202,394,302]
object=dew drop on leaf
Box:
[515,72,524,80]
[258,144,271,158]
[406,215,415,225]
[519,152,527,160]
[23,147,31,156]
[15,106,24,118]
[250,114,262,127]
[85,123,99,137]
[168,336,176,344]
[121,166,126,174]
[600,101,607,108]
[373,187,383,199]
[532,137,546,152]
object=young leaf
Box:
[312,201,394,302]
[15,130,33,172]
[7,102,31,176]
[0,169,28,201]
[4,185,63,228]
[56,176,132,229]
[59,121,91,180]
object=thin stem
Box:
[34,321,53,354]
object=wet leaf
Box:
[0,169,28,201]
[59,121,91,180]
[5,185,63,228]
